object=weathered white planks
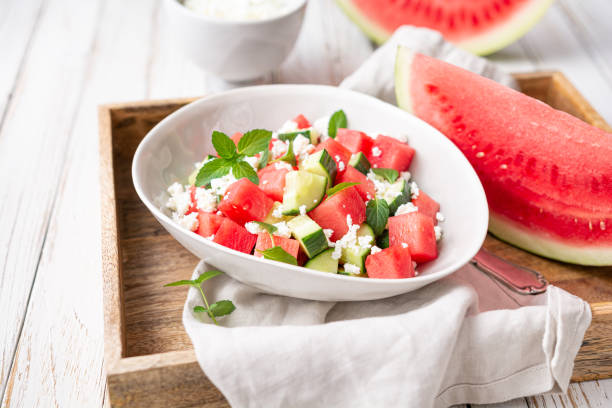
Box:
[1,0,612,407]
[0,0,103,401]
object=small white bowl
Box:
[162,0,307,82]
[132,85,488,301]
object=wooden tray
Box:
[100,72,612,408]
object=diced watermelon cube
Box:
[293,114,311,129]
[196,211,225,238]
[336,165,376,202]
[365,245,415,279]
[258,164,291,202]
[218,178,274,225]
[412,191,440,224]
[213,218,257,254]
[313,138,351,175]
[254,233,301,260]
[335,129,374,154]
[368,135,415,172]
[388,212,437,263]
[186,185,198,215]
[308,186,366,241]
[231,132,243,146]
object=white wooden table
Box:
[1,0,611,406]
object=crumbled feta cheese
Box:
[434,226,443,241]
[358,235,373,248]
[244,222,263,235]
[334,155,345,172]
[400,171,411,181]
[395,202,418,215]
[331,222,360,261]
[166,183,191,216]
[195,187,218,212]
[271,132,279,139]
[272,205,284,219]
[370,245,382,255]
[401,242,408,248]
[436,212,445,222]
[346,214,353,227]
[174,212,199,231]
[323,229,334,246]
[313,116,330,141]
[278,120,299,134]
[167,182,183,196]
[273,221,291,238]
[210,171,237,196]
[371,146,382,157]
[410,181,420,199]
[271,140,289,158]
[299,205,307,216]
[262,180,269,185]
[293,134,313,161]
[244,155,259,170]
[343,263,361,275]
[274,161,293,171]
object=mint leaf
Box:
[260,246,298,265]
[328,110,347,139]
[209,300,236,317]
[377,229,389,248]
[372,168,398,183]
[193,305,207,313]
[238,129,272,156]
[366,199,389,236]
[327,182,359,198]
[252,221,277,234]
[212,131,237,159]
[164,279,196,287]
[272,140,296,166]
[278,130,310,142]
[232,160,259,184]
[195,158,232,187]
[195,270,223,284]
[258,148,270,170]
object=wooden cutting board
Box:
[99,71,612,408]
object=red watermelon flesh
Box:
[218,178,274,225]
[293,114,311,129]
[413,191,440,225]
[313,139,352,175]
[231,132,243,146]
[186,186,198,215]
[213,218,257,254]
[335,0,554,55]
[365,245,415,279]
[336,129,374,154]
[258,164,291,202]
[254,233,301,260]
[308,186,366,241]
[368,135,415,172]
[336,165,376,202]
[396,48,612,265]
[388,212,437,263]
[196,211,225,238]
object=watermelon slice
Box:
[335,0,554,55]
[412,191,440,224]
[335,129,374,154]
[231,132,243,146]
[258,164,292,202]
[196,211,225,238]
[308,186,366,241]
[213,218,257,254]
[365,245,415,279]
[218,178,274,225]
[336,165,376,202]
[293,114,311,129]
[388,212,438,263]
[313,139,352,175]
[395,48,612,265]
[368,135,415,172]
[254,233,301,260]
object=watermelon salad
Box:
[165,111,444,279]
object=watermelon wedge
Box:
[395,48,612,266]
[335,0,554,55]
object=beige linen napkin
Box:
[182,26,591,408]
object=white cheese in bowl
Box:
[183,0,300,21]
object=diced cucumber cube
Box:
[299,149,337,188]
[282,171,327,215]
[348,152,371,175]
[304,248,338,273]
[384,179,411,214]
[287,215,329,258]
[341,223,375,272]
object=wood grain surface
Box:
[2,0,612,407]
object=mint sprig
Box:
[366,199,389,236]
[271,140,296,166]
[195,129,272,187]
[372,168,399,183]
[278,130,310,142]
[326,182,359,198]
[165,270,235,324]
[328,109,347,139]
[259,246,298,265]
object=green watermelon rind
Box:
[335,0,554,55]
[490,214,612,266]
[394,46,415,113]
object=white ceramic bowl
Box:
[132,85,488,301]
[163,0,306,81]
